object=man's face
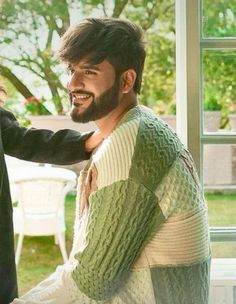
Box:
[67,59,121,123]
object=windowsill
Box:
[210,227,236,242]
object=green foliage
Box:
[140,30,175,113]
[0,0,70,114]
[0,0,175,116]
[202,0,236,38]
[202,2,236,122]
[2,0,235,120]
[204,96,222,111]
[203,49,236,120]
[24,98,52,116]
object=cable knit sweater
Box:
[12,105,211,304]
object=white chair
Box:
[12,167,77,265]
[6,155,40,203]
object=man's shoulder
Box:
[127,106,184,191]
[108,105,183,170]
[130,105,182,150]
[118,105,176,138]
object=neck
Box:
[95,94,137,137]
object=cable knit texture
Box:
[11,105,211,304]
[72,180,164,300]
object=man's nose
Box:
[68,72,85,92]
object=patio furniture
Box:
[11,166,77,265]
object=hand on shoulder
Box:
[85,130,104,152]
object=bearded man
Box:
[12,18,210,304]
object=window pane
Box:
[202,49,236,132]
[205,191,236,227]
[210,242,236,258]
[204,144,236,190]
[202,0,236,38]
[206,190,236,257]
[204,143,236,248]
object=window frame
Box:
[175,0,236,243]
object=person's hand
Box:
[85,130,104,152]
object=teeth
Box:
[76,95,90,99]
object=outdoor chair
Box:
[12,167,77,265]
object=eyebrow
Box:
[78,64,101,71]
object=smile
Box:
[72,94,93,108]
[75,94,91,99]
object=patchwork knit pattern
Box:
[150,259,210,304]
[72,180,164,300]
[156,151,204,217]
[13,105,210,304]
[93,118,139,189]
[128,106,183,191]
[71,106,210,303]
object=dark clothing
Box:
[0,107,91,304]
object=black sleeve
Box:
[0,107,92,165]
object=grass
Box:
[206,191,236,258]
[206,192,236,226]
[16,192,236,295]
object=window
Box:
[176,0,236,259]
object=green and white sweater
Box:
[13,106,211,304]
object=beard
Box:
[69,77,120,123]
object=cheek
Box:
[94,79,115,94]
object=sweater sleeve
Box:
[72,178,165,301]
[0,107,92,164]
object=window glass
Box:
[202,0,236,38]
[204,144,236,192]
[210,242,236,258]
[205,189,236,257]
[202,49,236,133]
[205,190,236,227]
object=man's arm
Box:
[72,178,165,301]
[0,107,92,164]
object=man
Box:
[0,85,103,304]
[12,18,211,304]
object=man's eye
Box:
[85,70,96,75]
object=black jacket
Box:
[0,107,91,304]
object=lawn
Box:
[206,191,236,259]
[16,192,236,295]
[206,192,236,226]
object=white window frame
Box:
[175,0,236,243]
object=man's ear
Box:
[121,69,137,93]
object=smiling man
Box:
[12,18,211,304]
[68,60,121,123]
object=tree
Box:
[0,0,175,115]
[202,0,236,38]
[202,0,236,126]
[0,0,72,114]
